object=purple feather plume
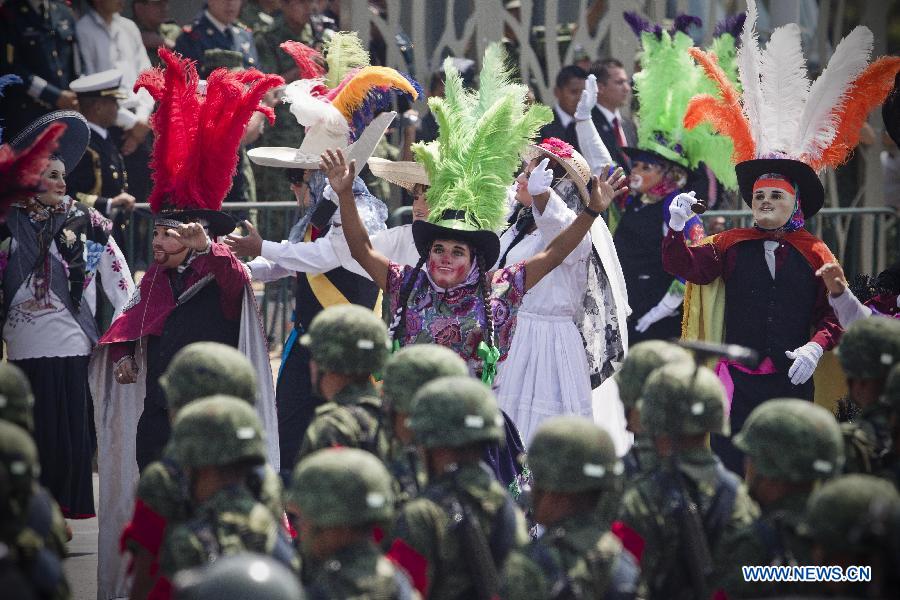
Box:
[347,72,423,142]
[671,14,702,35]
[623,12,653,38]
[713,12,746,40]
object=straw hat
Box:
[367,157,429,191]
[521,138,592,204]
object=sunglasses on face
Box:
[286,170,308,185]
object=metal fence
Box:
[124,202,897,353]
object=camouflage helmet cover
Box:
[836,316,900,380]
[174,553,305,600]
[615,341,693,409]
[733,398,844,482]
[168,395,266,468]
[301,304,389,375]
[287,447,394,527]
[0,362,34,433]
[529,416,623,493]
[407,376,504,448]
[0,421,39,516]
[159,342,258,412]
[885,363,900,411]
[799,474,900,554]
[639,362,728,436]
[382,344,468,414]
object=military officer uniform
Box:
[713,399,844,598]
[0,0,81,138]
[174,10,259,72]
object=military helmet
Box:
[836,316,900,380]
[287,448,394,528]
[615,341,693,409]
[639,362,728,436]
[382,344,468,414]
[734,398,843,482]
[0,363,34,433]
[0,421,39,517]
[159,342,258,413]
[168,395,266,469]
[799,474,900,555]
[407,376,504,448]
[301,304,389,375]
[174,553,305,600]
[885,363,900,412]
[529,416,622,493]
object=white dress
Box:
[494,191,595,443]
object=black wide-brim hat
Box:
[412,214,501,269]
[621,146,688,172]
[736,158,824,218]
[155,209,238,237]
[10,110,90,173]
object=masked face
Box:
[152,225,190,268]
[411,186,429,221]
[752,186,796,230]
[628,160,664,194]
[427,239,473,288]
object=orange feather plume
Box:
[329,66,418,121]
[684,47,755,162]
[809,56,900,171]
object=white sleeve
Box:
[259,237,341,275]
[575,118,615,175]
[827,288,873,329]
[75,19,98,75]
[129,21,156,123]
[247,256,294,283]
[97,237,134,319]
[331,226,414,280]
[533,190,590,266]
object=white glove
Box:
[322,183,338,205]
[668,191,699,232]
[635,291,683,333]
[527,157,553,196]
[574,74,598,121]
[785,342,823,385]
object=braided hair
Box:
[476,252,496,349]
[388,255,427,348]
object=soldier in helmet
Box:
[880,363,900,487]
[152,396,297,598]
[0,421,69,600]
[614,341,693,479]
[295,304,390,462]
[174,553,305,600]
[837,316,900,474]
[286,448,416,598]
[381,345,469,504]
[500,416,640,599]
[714,399,844,597]
[121,342,285,600]
[799,474,900,598]
[617,362,758,600]
[385,376,530,599]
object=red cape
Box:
[712,227,836,270]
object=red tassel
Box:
[0,121,66,219]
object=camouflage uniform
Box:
[501,417,639,600]
[0,362,35,433]
[0,422,69,600]
[381,345,469,504]
[618,363,758,600]
[296,305,391,462]
[252,16,314,205]
[387,376,530,600]
[837,316,900,474]
[174,553,306,600]
[614,341,693,479]
[879,363,900,487]
[714,399,844,598]
[240,1,280,34]
[798,474,900,598]
[286,448,415,599]
[158,397,297,581]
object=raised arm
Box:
[524,167,628,292]
[320,149,390,291]
[573,74,615,174]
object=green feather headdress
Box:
[323,32,371,89]
[625,14,738,189]
[412,44,552,232]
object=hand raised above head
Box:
[588,165,628,214]
[319,149,356,197]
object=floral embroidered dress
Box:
[387,259,528,377]
[0,196,133,518]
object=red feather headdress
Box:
[135,48,284,214]
[0,122,66,221]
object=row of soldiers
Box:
[2,306,900,598]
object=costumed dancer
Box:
[494,134,628,443]
[236,33,420,472]
[614,13,740,344]
[88,48,284,600]
[666,0,900,473]
[2,109,134,522]
[332,43,629,487]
